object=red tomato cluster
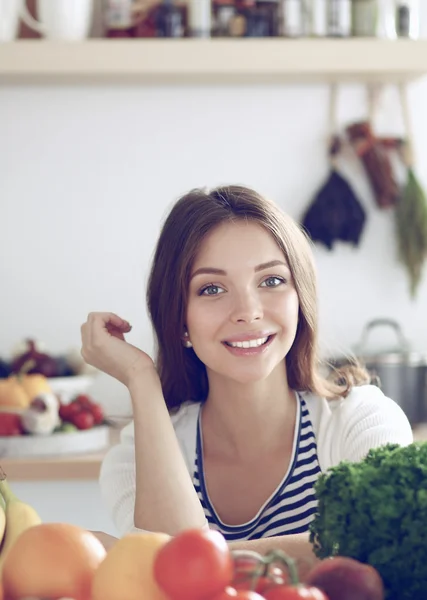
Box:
[59,394,104,430]
[152,529,327,600]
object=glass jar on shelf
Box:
[102,0,136,37]
[155,0,185,37]
[309,0,327,37]
[188,0,212,37]
[375,0,396,38]
[395,0,419,39]
[244,0,279,37]
[212,0,238,35]
[352,0,378,36]
[326,0,351,37]
[279,0,304,37]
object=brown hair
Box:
[147,185,369,411]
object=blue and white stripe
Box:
[192,395,321,541]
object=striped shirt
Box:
[192,395,322,541]
[99,385,413,536]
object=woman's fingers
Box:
[89,311,131,331]
[81,312,130,359]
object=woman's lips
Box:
[222,334,275,357]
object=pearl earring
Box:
[183,331,193,348]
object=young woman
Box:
[81,185,412,568]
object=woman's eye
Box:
[261,276,285,288]
[199,284,225,296]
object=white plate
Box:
[0,425,110,458]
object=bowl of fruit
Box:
[0,338,98,404]
[0,339,110,457]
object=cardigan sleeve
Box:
[99,420,140,536]
[331,384,413,465]
[98,402,200,536]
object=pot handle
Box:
[355,318,410,355]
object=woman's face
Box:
[186,221,300,385]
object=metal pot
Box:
[353,319,427,425]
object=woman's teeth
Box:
[226,336,269,348]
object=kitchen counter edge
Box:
[1,427,121,481]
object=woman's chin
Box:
[222,365,277,385]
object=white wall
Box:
[2,77,427,414]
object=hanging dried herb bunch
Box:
[395,85,427,298]
[395,148,427,297]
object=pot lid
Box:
[354,318,427,367]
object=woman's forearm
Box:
[129,370,207,535]
[229,532,319,580]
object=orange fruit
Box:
[91,531,171,600]
[3,523,106,600]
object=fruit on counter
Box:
[231,550,327,600]
[0,414,24,437]
[2,339,99,379]
[18,371,51,398]
[232,550,288,593]
[0,465,42,578]
[91,532,171,600]
[0,494,6,552]
[303,557,384,600]
[0,377,30,409]
[0,369,51,410]
[11,339,58,378]
[2,522,106,600]
[10,338,47,359]
[20,392,60,436]
[214,592,264,600]
[152,534,327,600]
[154,529,234,600]
[57,421,78,433]
[73,410,95,430]
[59,394,105,430]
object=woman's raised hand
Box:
[81,312,155,387]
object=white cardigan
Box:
[99,384,413,535]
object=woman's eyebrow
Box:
[191,260,288,279]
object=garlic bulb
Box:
[21,393,60,436]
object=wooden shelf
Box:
[1,39,427,85]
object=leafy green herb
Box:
[395,168,427,298]
[309,443,427,600]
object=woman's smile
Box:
[222,333,276,357]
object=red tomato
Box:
[74,394,93,407]
[211,589,266,600]
[0,413,23,436]
[264,585,327,600]
[88,403,104,425]
[72,410,95,430]
[210,587,239,600]
[232,553,287,594]
[60,401,82,421]
[153,529,233,600]
[234,592,267,600]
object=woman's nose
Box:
[230,290,263,323]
